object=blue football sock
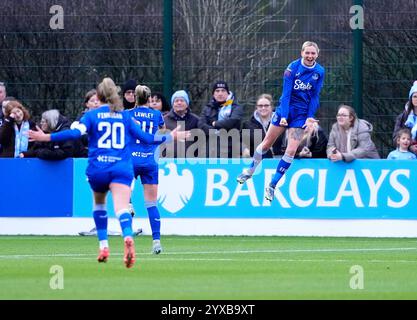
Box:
[93,204,108,242]
[117,210,133,239]
[270,154,294,188]
[249,144,267,174]
[145,201,160,240]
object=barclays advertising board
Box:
[73,158,417,219]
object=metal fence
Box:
[1,0,416,157]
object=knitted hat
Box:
[212,80,229,94]
[122,79,137,109]
[122,79,137,94]
[171,90,190,107]
[409,80,417,99]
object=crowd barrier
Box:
[1,158,416,236]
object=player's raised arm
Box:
[29,123,84,142]
[279,63,296,121]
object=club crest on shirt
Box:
[312,73,319,80]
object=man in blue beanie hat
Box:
[164,90,199,157]
[170,90,190,107]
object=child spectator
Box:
[387,128,416,160]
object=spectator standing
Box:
[150,92,170,116]
[241,94,284,158]
[198,81,244,158]
[327,104,380,162]
[164,90,200,158]
[20,109,74,160]
[393,80,417,154]
[122,79,137,109]
[71,89,100,157]
[0,101,36,158]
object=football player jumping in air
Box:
[237,41,325,202]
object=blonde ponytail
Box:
[97,77,123,112]
[135,85,151,106]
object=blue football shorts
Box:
[134,164,159,185]
[87,168,134,193]
[271,107,308,128]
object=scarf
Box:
[217,98,234,121]
[14,121,30,158]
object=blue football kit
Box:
[50,105,167,192]
[127,106,165,185]
[272,58,325,128]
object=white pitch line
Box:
[0,247,417,259]
[162,247,417,255]
[1,255,416,264]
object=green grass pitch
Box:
[1,235,417,300]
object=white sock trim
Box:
[99,240,109,249]
[282,153,294,163]
[115,208,130,219]
[93,204,106,211]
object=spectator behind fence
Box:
[122,79,137,109]
[71,89,100,157]
[198,80,244,158]
[20,109,74,160]
[163,90,200,158]
[327,104,380,162]
[387,128,416,160]
[281,122,328,158]
[150,92,170,116]
[241,94,284,158]
[0,100,36,158]
[1,95,16,153]
[393,81,417,154]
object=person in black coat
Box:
[280,123,328,158]
[150,92,170,117]
[163,90,200,158]
[241,94,284,158]
[21,109,74,160]
[122,79,137,109]
[198,81,244,158]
